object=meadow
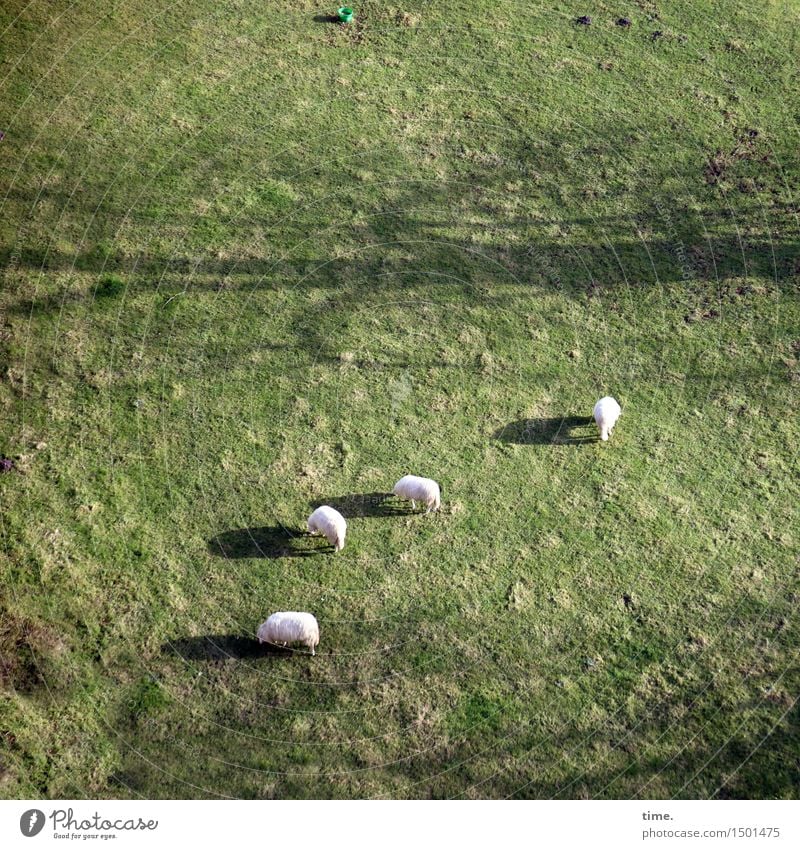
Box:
[1,0,798,798]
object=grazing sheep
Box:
[257,612,320,655]
[307,505,347,551]
[392,474,441,513]
[593,396,622,441]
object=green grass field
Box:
[1,0,798,799]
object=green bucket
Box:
[338,6,354,23]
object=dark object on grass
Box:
[0,457,15,472]
[0,130,5,142]
[209,525,322,559]
[163,634,269,661]
[616,17,631,27]
[576,15,592,26]
[493,416,595,446]
[309,492,407,519]
[652,30,663,40]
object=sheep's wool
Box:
[393,475,441,512]
[257,612,320,655]
[593,396,622,441]
[307,505,347,551]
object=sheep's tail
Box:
[434,492,441,511]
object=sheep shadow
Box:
[494,415,596,445]
[162,634,300,661]
[208,525,332,559]
[310,492,411,518]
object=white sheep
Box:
[593,396,622,441]
[257,612,320,655]
[392,474,441,513]
[307,505,347,551]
